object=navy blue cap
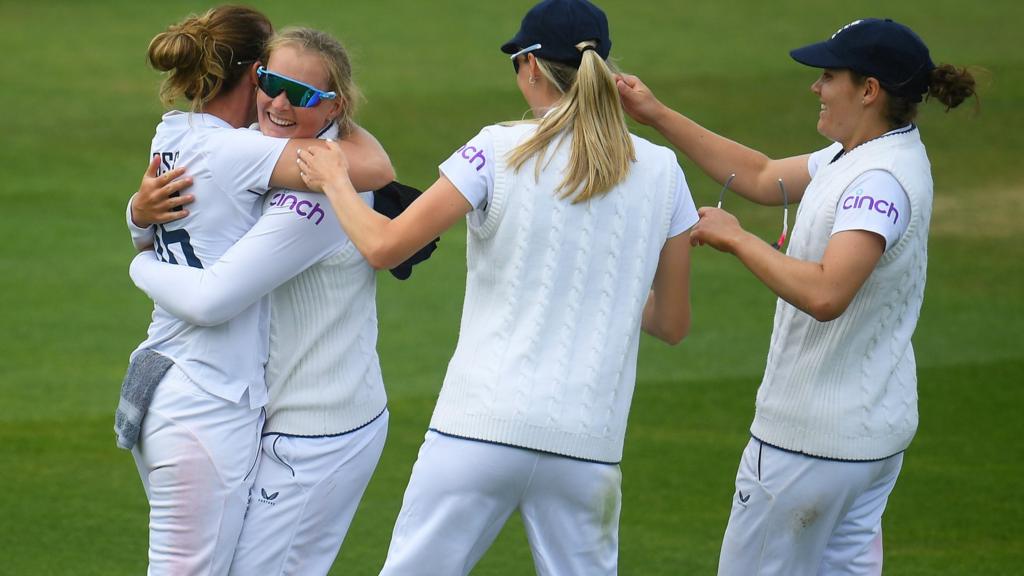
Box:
[501,0,611,68]
[790,18,935,102]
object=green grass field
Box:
[1,0,1022,574]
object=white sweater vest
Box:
[431,124,680,463]
[264,240,386,436]
[751,127,933,460]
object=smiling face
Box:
[811,68,866,147]
[256,44,341,138]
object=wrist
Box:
[726,228,756,255]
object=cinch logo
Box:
[269,193,326,225]
[257,487,279,506]
[841,188,900,224]
[456,144,487,172]
[832,19,864,39]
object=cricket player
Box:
[616,17,977,576]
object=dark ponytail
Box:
[927,64,977,111]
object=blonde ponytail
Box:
[507,42,635,203]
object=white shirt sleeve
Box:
[129,190,357,326]
[439,129,495,212]
[831,170,911,251]
[669,164,700,237]
[207,129,290,197]
[807,142,844,178]
[125,194,155,250]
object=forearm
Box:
[729,233,844,322]
[648,106,794,205]
[322,178,398,269]
[130,252,239,326]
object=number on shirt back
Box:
[154,225,203,268]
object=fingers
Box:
[157,167,188,187]
[144,154,161,178]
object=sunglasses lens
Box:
[513,58,520,74]
[258,69,319,108]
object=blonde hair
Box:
[147,5,272,112]
[266,27,362,136]
[506,42,635,203]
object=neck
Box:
[841,112,893,151]
[201,82,255,128]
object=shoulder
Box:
[629,133,679,166]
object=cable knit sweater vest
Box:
[264,238,385,436]
[751,127,933,460]
[431,123,679,463]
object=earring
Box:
[529,76,537,86]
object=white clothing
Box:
[131,122,389,575]
[380,431,622,576]
[132,365,263,576]
[432,123,699,463]
[808,136,912,252]
[129,110,288,408]
[718,438,902,576]
[130,123,386,437]
[229,412,388,576]
[130,188,384,436]
[753,125,932,461]
[441,127,696,238]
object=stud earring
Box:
[529,76,537,86]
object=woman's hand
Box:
[615,74,667,126]
[297,140,352,193]
[690,207,748,253]
[131,154,194,226]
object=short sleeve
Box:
[206,128,289,196]
[807,142,844,178]
[439,129,495,212]
[668,164,700,237]
[831,170,911,251]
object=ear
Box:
[862,77,882,106]
[327,96,344,121]
[248,62,261,87]
[527,53,542,78]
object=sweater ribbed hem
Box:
[430,409,623,464]
[263,394,387,437]
[750,415,915,461]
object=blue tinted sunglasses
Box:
[256,66,336,108]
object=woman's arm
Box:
[641,231,693,344]
[616,74,812,206]
[130,197,343,325]
[130,124,394,228]
[691,207,884,321]
[271,123,394,192]
[297,141,471,269]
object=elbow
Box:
[362,242,405,271]
[656,316,691,346]
[663,321,691,346]
[180,299,235,326]
[806,296,847,323]
[368,157,396,191]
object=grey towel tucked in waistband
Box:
[114,349,174,450]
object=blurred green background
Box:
[1,0,1021,574]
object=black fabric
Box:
[371,181,440,280]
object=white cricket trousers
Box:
[380,430,622,576]
[228,411,389,576]
[718,437,904,576]
[132,365,263,576]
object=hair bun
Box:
[928,64,977,111]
